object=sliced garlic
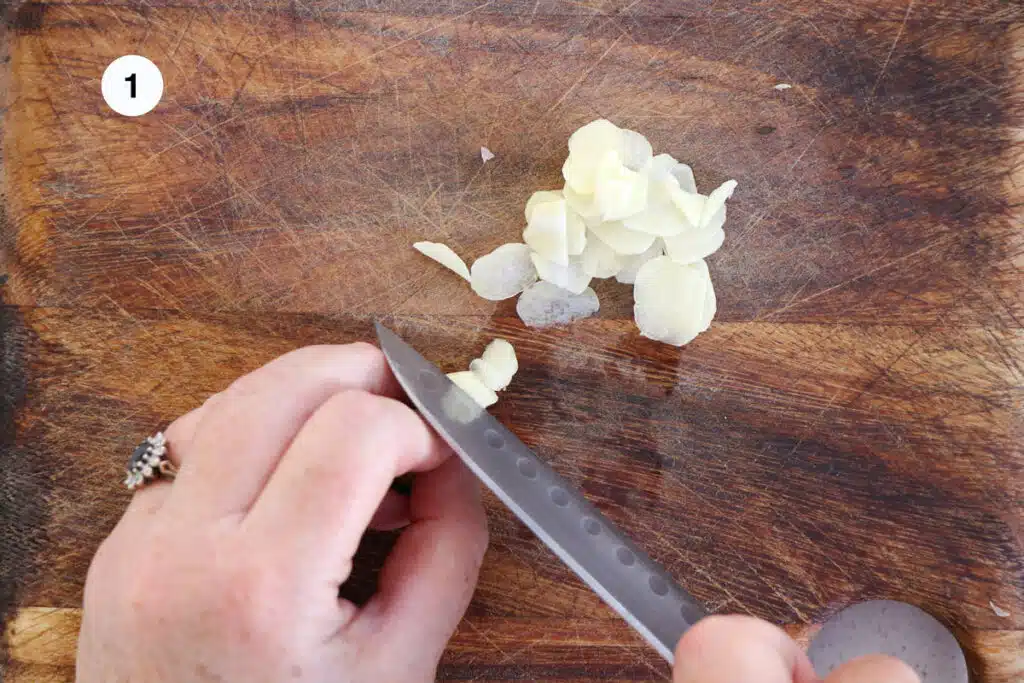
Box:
[620,128,653,171]
[413,241,471,282]
[593,150,648,221]
[470,243,537,301]
[563,119,634,196]
[667,186,707,229]
[615,241,664,284]
[523,200,569,266]
[702,203,727,234]
[525,190,563,222]
[580,234,622,278]
[670,163,697,194]
[700,270,717,330]
[589,220,658,255]
[562,154,595,195]
[633,257,714,346]
[530,252,592,294]
[701,180,738,227]
[517,281,600,328]
[564,183,602,222]
[447,370,498,408]
[662,226,725,264]
[566,209,587,256]
[649,154,696,194]
[470,339,518,391]
[568,119,623,158]
[622,177,690,237]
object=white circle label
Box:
[101,55,163,117]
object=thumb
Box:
[674,615,818,683]
[826,654,920,683]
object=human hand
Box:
[674,615,921,683]
[77,343,489,683]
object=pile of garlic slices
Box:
[414,119,737,346]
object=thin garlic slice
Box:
[566,209,587,256]
[702,203,727,234]
[593,150,648,221]
[670,163,697,194]
[668,186,707,229]
[523,200,569,266]
[563,119,628,195]
[471,243,537,301]
[662,226,725,264]
[649,154,696,194]
[580,234,622,278]
[470,339,518,391]
[562,154,596,195]
[568,118,623,158]
[517,281,599,328]
[530,253,592,294]
[589,220,658,255]
[700,270,717,330]
[622,177,690,237]
[413,241,471,282]
[615,241,664,284]
[620,128,653,171]
[564,183,602,222]
[700,180,738,227]
[447,371,498,408]
[633,256,714,346]
[525,190,563,222]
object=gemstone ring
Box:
[124,432,178,490]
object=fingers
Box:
[826,655,920,683]
[243,390,450,575]
[674,615,818,683]
[370,490,412,532]
[353,457,488,675]
[124,396,219,517]
[165,343,401,520]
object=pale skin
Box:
[78,343,922,683]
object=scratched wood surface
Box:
[1,1,1022,681]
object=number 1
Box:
[125,73,137,98]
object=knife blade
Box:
[375,323,707,663]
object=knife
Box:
[375,323,708,663]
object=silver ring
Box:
[124,432,178,490]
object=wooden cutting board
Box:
[1,1,1021,680]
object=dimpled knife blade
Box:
[376,324,707,663]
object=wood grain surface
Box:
[1,1,1022,680]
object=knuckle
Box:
[326,390,409,431]
[344,340,383,361]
